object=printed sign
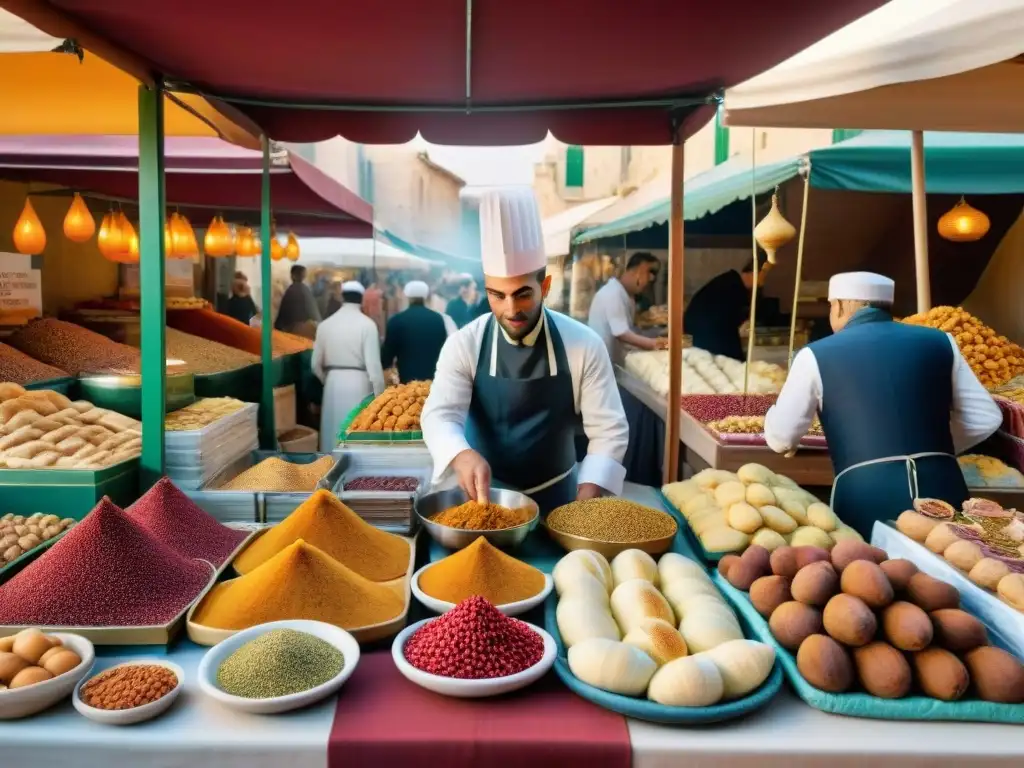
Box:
[0,252,42,325]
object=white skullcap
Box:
[479,187,546,278]
[458,272,474,281]
[828,272,894,303]
[404,280,429,299]
[341,280,365,295]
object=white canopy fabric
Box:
[724,0,1024,131]
[0,10,61,53]
[542,196,618,256]
[296,238,438,271]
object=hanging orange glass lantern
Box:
[97,210,123,261]
[63,193,96,243]
[117,213,138,263]
[13,198,46,255]
[938,197,990,242]
[285,232,300,262]
[204,215,234,257]
[270,234,283,261]
[127,228,140,262]
[233,226,251,256]
[167,212,187,258]
[250,231,262,257]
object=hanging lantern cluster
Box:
[204,215,235,257]
[165,211,198,259]
[753,189,796,264]
[13,198,46,255]
[938,197,990,243]
[270,231,284,261]
[97,210,139,263]
[235,226,263,257]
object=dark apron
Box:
[465,310,579,514]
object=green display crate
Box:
[337,395,423,444]
[79,371,195,418]
[0,459,140,519]
[24,377,79,397]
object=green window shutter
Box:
[566,145,584,188]
[831,129,863,144]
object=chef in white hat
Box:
[421,187,629,512]
[311,279,385,452]
[380,280,456,384]
[764,271,1000,536]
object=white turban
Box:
[404,280,429,299]
[828,272,894,303]
[341,280,365,295]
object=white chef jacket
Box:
[587,277,636,366]
[764,334,1002,455]
[421,311,630,494]
[311,304,386,393]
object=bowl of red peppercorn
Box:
[72,659,183,725]
[392,597,556,698]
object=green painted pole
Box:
[138,83,167,490]
[714,106,730,166]
[259,135,276,447]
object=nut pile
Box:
[80,664,178,710]
[1,513,75,565]
[0,342,68,386]
[219,455,335,492]
[547,498,677,543]
[164,329,258,375]
[7,318,141,376]
[0,629,83,692]
[217,628,344,699]
[165,397,246,431]
[705,414,823,436]
[343,475,419,492]
[404,596,543,679]
[901,306,1024,388]
[348,381,430,433]
[723,541,1024,702]
[0,383,142,469]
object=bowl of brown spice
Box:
[73,660,183,725]
[416,488,539,550]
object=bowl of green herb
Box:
[197,620,359,714]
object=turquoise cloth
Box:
[713,572,1024,724]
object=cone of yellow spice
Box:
[419,536,546,605]
[192,539,404,630]
[234,490,410,581]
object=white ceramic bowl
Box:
[196,620,360,714]
[411,565,553,617]
[73,659,184,725]
[0,633,95,720]
[392,618,555,698]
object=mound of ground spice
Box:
[192,539,404,631]
[430,500,534,531]
[219,456,335,492]
[404,596,544,679]
[126,477,248,566]
[217,628,344,699]
[0,498,211,627]
[167,308,312,356]
[233,489,409,581]
[0,342,69,385]
[419,537,546,605]
[7,318,141,376]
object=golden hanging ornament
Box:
[204,215,234,257]
[753,191,796,264]
[937,197,990,242]
[270,234,283,261]
[13,198,46,255]
[63,193,96,243]
[285,232,300,262]
[97,210,123,261]
[235,226,254,257]
[117,213,138,263]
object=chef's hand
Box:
[451,449,491,504]
[576,483,604,501]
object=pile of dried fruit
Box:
[7,318,141,376]
[0,342,68,386]
[0,628,83,692]
[0,512,75,565]
[663,463,857,555]
[404,596,544,679]
[163,329,258,375]
[722,541,1024,702]
[901,306,1024,388]
[705,415,824,437]
[895,498,1024,613]
[0,384,142,469]
[219,455,334,492]
[165,397,246,431]
[348,381,430,434]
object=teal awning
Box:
[574,131,1024,245]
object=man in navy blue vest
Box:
[763,272,1001,537]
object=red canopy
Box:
[23,0,887,145]
[0,135,373,236]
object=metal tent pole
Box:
[138,82,166,491]
[910,130,931,312]
[259,135,276,447]
[663,135,685,485]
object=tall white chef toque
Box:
[341,280,365,295]
[403,280,429,299]
[479,187,547,278]
[827,272,894,303]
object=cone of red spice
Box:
[403,596,544,679]
[0,497,211,627]
[127,477,247,566]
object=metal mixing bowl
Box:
[415,487,539,550]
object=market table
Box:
[3,483,1024,768]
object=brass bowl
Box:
[542,523,676,560]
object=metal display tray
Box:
[164,402,258,450]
